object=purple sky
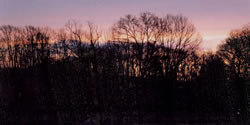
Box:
[1,0,250,51]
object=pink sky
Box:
[1,0,250,51]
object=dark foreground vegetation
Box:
[0,12,249,125]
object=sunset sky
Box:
[1,0,250,51]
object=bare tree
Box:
[112,12,201,79]
[218,24,250,80]
[217,23,250,125]
[65,20,84,42]
[85,21,101,46]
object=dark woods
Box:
[0,12,249,125]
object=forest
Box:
[0,12,249,125]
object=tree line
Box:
[0,12,249,125]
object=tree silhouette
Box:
[0,13,248,125]
[218,23,250,125]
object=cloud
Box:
[201,38,224,51]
